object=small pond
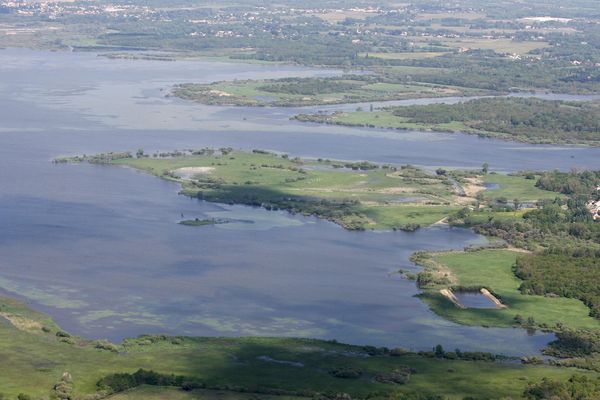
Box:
[483,183,500,190]
[454,291,499,309]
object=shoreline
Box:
[292,113,600,148]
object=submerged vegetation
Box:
[1,294,598,400]
[295,98,600,146]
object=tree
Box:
[434,344,445,358]
[524,378,568,399]
[482,162,489,174]
[513,198,521,210]
[475,192,485,209]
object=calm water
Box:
[2,48,598,355]
[454,292,498,309]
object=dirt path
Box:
[506,246,533,254]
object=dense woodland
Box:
[515,255,600,318]
[389,98,600,144]
[258,77,365,96]
[466,170,600,253]
[524,375,600,400]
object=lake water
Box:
[1,48,598,355]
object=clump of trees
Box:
[328,366,363,379]
[389,98,600,145]
[374,366,413,385]
[536,170,600,195]
[515,254,600,318]
[524,375,600,399]
[97,369,191,394]
[545,329,600,358]
[258,77,364,96]
[418,345,497,362]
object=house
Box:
[588,199,600,221]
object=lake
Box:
[2,48,598,355]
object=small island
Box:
[171,75,487,107]
[179,218,229,226]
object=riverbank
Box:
[0,294,594,400]
[293,98,600,147]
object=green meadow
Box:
[415,250,600,330]
[482,174,562,202]
[108,150,463,231]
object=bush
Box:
[328,367,362,379]
[94,340,119,353]
[97,369,187,394]
[374,367,413,384]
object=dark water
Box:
[2,48,598,355]
[454,292,498,309]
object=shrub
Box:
[328,367,362,379]
[94,340,119,353]
[374,367,413,384]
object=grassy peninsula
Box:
[171,76,485,107]
[54,148,559,232]
[412,249,599,331]
[294,98,600,146]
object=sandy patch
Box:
[173,166,215,180]
[453,195,476,205]
[506,246,533,254]
[462,177,485,197]
[0,312,43,333]
[379,187,418,194]
[480,288,507,309]
[440,289,465,309]
[208,89,232,97]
